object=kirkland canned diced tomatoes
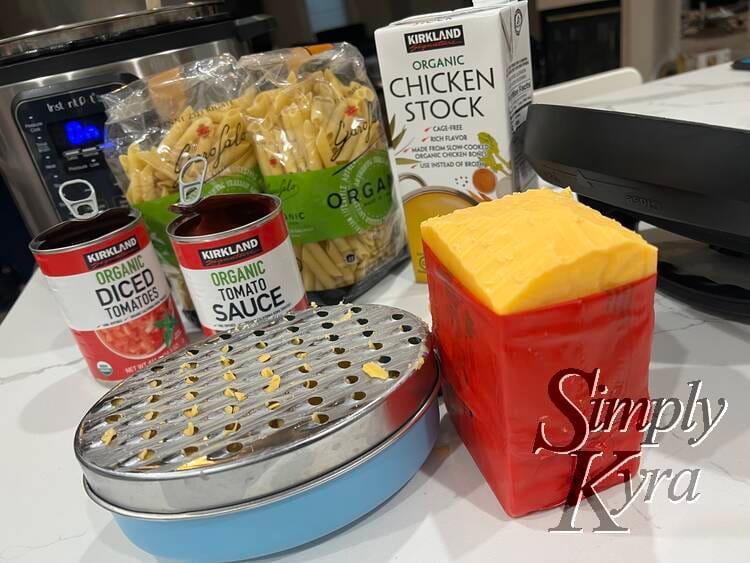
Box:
[167,193,308,335]
[30,207,187,382]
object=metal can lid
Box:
[74,303,436,514]
[166,193,283,244]
[29,207,141,256]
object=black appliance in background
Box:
[535,0,621,87]
[316,23,375,58]
[0,178,33,316]
[524,104,750,320]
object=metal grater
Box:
[75,304,437,514]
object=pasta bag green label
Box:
[264,149,394,245]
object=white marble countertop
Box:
[576,62,750,130]
[2,64,750,562]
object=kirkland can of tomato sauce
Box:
[167,192,308,335]
[29,181,187,383]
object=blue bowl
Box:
[91,386,439,562]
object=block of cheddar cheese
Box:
[422,188,658,517]
[421,188,657,315]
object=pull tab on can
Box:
[178,156,208,208]
[59,179,99,219]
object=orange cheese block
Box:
[420,188,657,315]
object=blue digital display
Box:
[64,119,103,146]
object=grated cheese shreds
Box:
[177,456,216,471]
[264,374,281,393]
[101,428,117,445]
[334,309,353,324]
[363,362,389,380]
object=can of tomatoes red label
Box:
[29,207,188,382]
[167,193,308,335]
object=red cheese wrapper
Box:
[424,243,656,517]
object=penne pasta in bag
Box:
[239,43,407,303]
[101,55,264,324]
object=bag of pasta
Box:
[239,44,407,303]
[102,55,263,323]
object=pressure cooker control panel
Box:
[13,77,133,221]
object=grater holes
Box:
[146,394,160,404]
[105,414,121,423]
[220,344,233,354]
[362,330,374,337]
[294,351,307,359]
[219,333,232,340]
[352,391,366,401]
[311,412,329,424]
[268,418,284,429]
[302,379,318,389]
[142,429,157,440]
[369,342,383,350]
[150,365,164,372]
[298,364,311,374]
[379,355,392,364]
[110,398,125,408]
[290,336,303,345]
[224,422,241,434]
[287,325,300,333]
[185,375,199,384]
[321,321,334,329]
[256,341,268,349]
[226,442,243,453]
[253,329,265,337]
[138,448,155,461]
[327,334,339,342]
[356,318,369,325]
[388,370,400,379]
[316,310,329,317]
[351,306,362,313]
[332,347,345,354]
[337,360,351,369]
[182,446,199,457]
[185,349,200,356]
[144,411,158,421]
[266,400,281,411]
[284,313,295,321]
[308,396,323,406]
[401,324,413,332]
[408,336,422,345]
[392,313,404,320]
[345,375,359,384]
